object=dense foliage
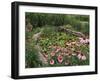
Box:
[25,13,89,68]
[26,13,89,35]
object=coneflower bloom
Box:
[79,38,85,44]
[50,59,54,65]
[55,48,61,53]
[77,53,82,60]
[81,55,87,60]
[79,37,89,44]
[77,53,87,60]
[85,39,89,44]
[57,55,63,63]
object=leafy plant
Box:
[25,13,89,68]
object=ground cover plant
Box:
[25,13,89,68]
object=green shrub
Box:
[25,48,42,68]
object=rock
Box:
[26,22,33,32]
[34,45,48,65]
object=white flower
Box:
[79,37,89,44]
[85,39,89,44]
[72,53,76,56]
[80,39,85,44]
[77,54,82,59]
[81,55,87,60]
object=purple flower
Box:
[57,55,63,63]
[50,59,54,65]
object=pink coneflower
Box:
[50,59,54,65]
[77,53,82,60]
[85,39,89,44]
[77,53,87,60]
[79,37,89,44]
[55,47,61,53]
[57,55,63,63]
[50,52,55,56]
[81,55,87,60]
[80,38,85,44]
